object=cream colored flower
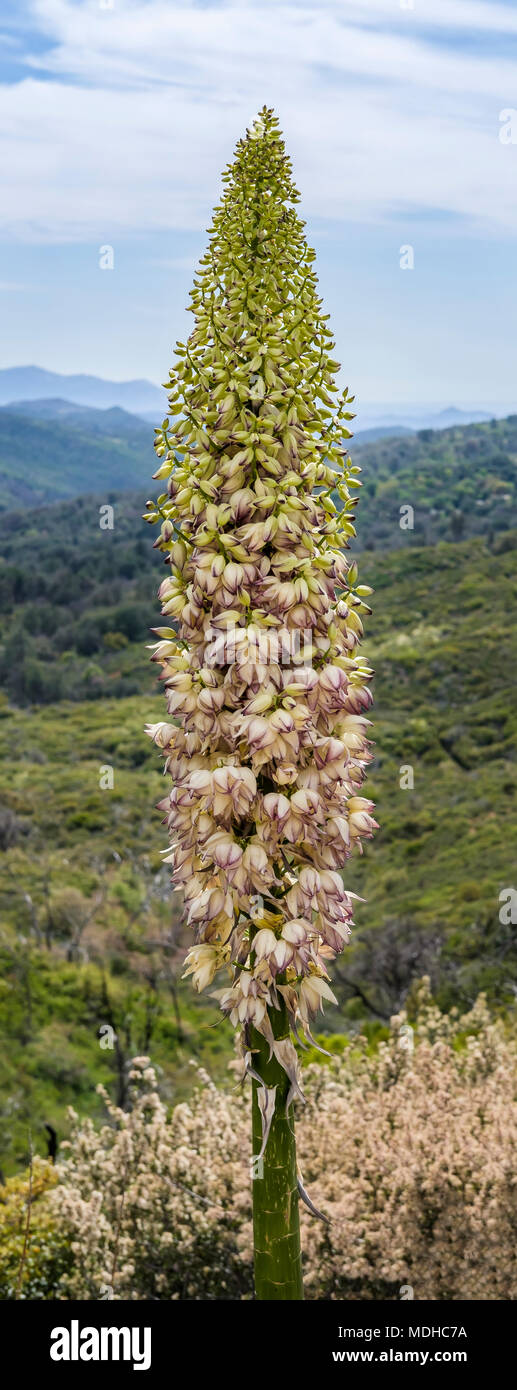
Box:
[145,107,376,1086]
[183,944,221,992]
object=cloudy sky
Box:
[1,0,516,410]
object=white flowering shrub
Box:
[48,989,517,1301]
[55,1062,252,1301]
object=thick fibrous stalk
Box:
[145,107,376,1299]
[251,1002,303,1301]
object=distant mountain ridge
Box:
[0,366,166,415]
[353,424,414,445]
[355,405,494,433]
[1,397,151,437]
[0,367,513,435]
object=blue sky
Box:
[1,0,517,412]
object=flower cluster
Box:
[145,108,377,1076]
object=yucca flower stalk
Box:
[145,108,376,1301]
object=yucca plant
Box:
[145,107,376,1301]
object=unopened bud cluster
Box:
[145,109,377,1078]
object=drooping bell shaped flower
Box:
[145,106,376,1098]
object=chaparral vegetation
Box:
[3,990,517,1302]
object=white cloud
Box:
[0,0,516,240]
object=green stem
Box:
[250,997,304,1301]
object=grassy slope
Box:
[346,539,517,1009]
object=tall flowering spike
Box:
[145,108,376,1299]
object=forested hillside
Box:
[1,412,516,703]
[353,414,517,549]
[0,405,154,509]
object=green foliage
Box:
[0,1160,71,1299]
[353,415,517,550]
[0,493,155,704]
